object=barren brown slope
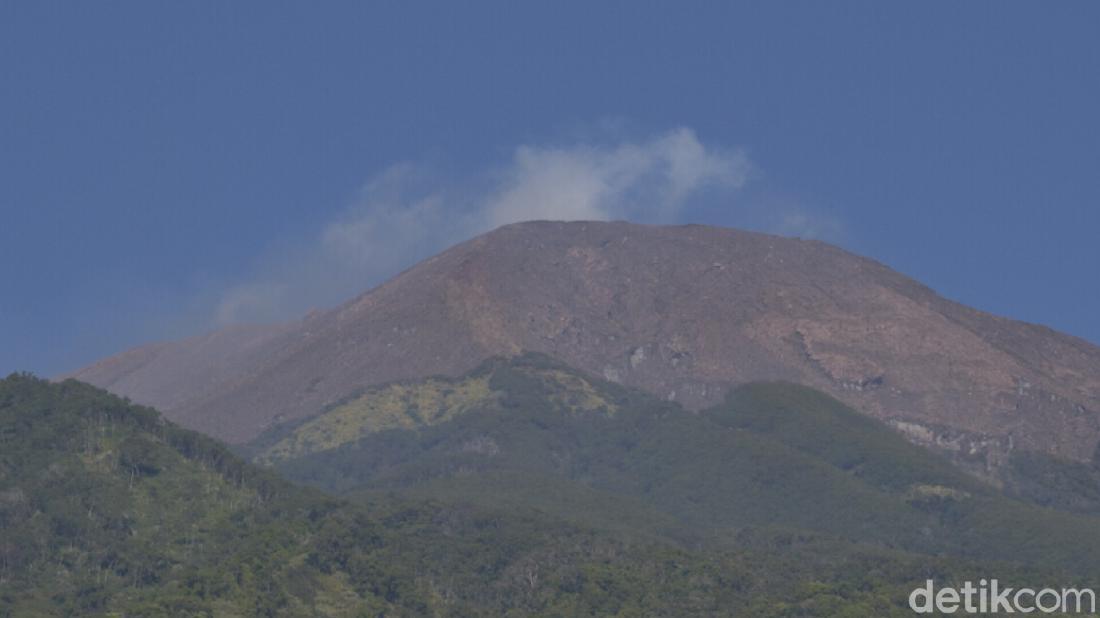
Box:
[68,221,1100,475]
[67,323,294,412]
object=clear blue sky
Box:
[2,2,1098,376]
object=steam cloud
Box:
[213,127,830,325]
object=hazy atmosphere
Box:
[3,2,1098,376]
[8,5,1100,616]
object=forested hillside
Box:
[3,371,1096,616]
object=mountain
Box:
[9,373,1075,617]
[69,221,1100,481]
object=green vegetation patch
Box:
[258,374,499,464]
[256,354,622,465]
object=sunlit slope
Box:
[255,373,500,464]
[250,355,619,464]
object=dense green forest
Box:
[3,365,1098,616]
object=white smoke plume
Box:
[212,128,782,324]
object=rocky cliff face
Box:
[68,221,1100,477]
